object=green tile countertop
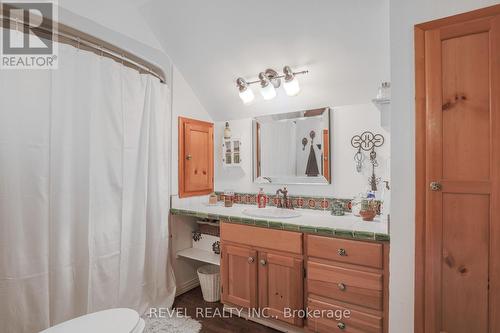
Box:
[170,204,389,242]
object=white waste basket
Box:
[197,264,220,302]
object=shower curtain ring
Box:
[76,37,81,50]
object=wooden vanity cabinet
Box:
[259,252,304,326]
[220,223,304,327]
[178,117,214,198]
[220,223,389,332]
[221,244,258,308]
[305,235,389,333]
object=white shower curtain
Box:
[0,37,176,333]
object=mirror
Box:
[253,107,331,185]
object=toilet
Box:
[39,308,145,333]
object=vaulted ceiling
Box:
[62,0,390,121]
[138,0,390,120]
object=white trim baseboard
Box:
[175,277,200,297]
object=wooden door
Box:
[415,7,500,333]
[258,252,303,326]
[221,244,258,309]
[178,117,213,197]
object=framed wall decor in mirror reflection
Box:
[252,107,331,185]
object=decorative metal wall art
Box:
[351,131,385,191]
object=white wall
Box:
[170,66,213,198]
[215,104,390,199]
[59,0,163,51]
[169,67,214,291]
[389,1,499,332]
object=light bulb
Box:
[260,83,276,100]
[283,77,300,96]
[239,87,254,104]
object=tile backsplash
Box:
[215,191,353,212]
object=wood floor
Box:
[173,287,279,333]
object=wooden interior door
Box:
[178,117,213,197]
[221,244,258,309]
[258,252,304,326]
[415,7,500,333]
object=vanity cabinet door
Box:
[258,252,304,327]
[221,244,258,309]
[178,117,214,198]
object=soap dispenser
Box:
[257,188,267,208]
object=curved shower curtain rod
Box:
[0,5,166,83]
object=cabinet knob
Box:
[186,154,192,160]
[337,322,346,330]
[337,248,347,256]
[260,259,267,266]
[338,283,346,291]
[248,257,255,264]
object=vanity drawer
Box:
[307,261,382,310]
[220,223,302,254]
[307,235,383,268]
[307,298,382,333]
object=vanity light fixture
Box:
[283,66,300,96]
[236,77,255,104]
[236,66,308,104]
[258,71,277,100]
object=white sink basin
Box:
[242,207,302,219]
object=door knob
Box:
[247,257,255,263]
[338,283,346,291]
[337,322,346,330]
[186,154,192,160]
[430,181,442,191]
[337,248,347,256]
[260,259,267,266]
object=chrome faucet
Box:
[275,186,293,209]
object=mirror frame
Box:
[252,107,332,185]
